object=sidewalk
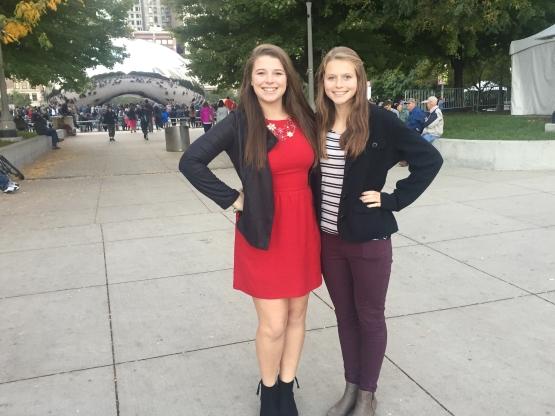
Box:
[0,129,554,416]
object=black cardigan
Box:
[311,104,443,242]
[179,110,283,250]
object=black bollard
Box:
[552,111,555,123]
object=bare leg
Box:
[279,294,309,382]
[253,297,288,387]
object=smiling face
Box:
[251,55,287,110]
[323,59,358,109]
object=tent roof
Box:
[510,24,555,55]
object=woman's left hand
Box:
[360,190,381,208]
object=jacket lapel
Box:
[266,130,278,151]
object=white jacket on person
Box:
[422,106,443,137]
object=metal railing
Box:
[404,87,511,111]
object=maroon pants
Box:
[321,232,392,392]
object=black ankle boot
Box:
[257,380,280,416]
[278,377,299,416]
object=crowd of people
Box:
[378,96,445,143]
[97,96,237,142]
[8,95,239,145]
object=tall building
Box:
[133,29,177,51]
[126,0,175,31]
[5,79,46,107]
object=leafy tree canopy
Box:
[168,0,555,89]
[1,0,64,44]
[1,0,131,90]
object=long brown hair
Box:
[238,44,317,169]
[315,47,370,158]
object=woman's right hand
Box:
[232,191,244,212]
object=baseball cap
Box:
[421,95,438,104]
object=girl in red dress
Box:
[180,44,321,416]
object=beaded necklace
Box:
[265,117,296,142]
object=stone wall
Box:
[0,136,51,169]
[436,139,555,170]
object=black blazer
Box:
[312,104,443,242]
[179,110,300,250]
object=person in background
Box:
[396,101,409,123]
[421,96,444,143]
[224,95,237,111]
[199,101,215,132]
[161,107,170,128]
[180,44,321,416]
[154,105,163,130]
[405,98,425,134]
[1,172,19,193]
[215,99,229,123]
[31,110,60,149]
[189,103,197,128]
[102,105,118,142]
[438,96,445,110]
[143,99,154,132]
[382,100,399,118]
[314,47,442,416]
[137,106,150,140]
[127,105,138,133]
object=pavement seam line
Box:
[0,268,235,300]
[422,243,543,296]
[401,223,541,246]
[0,364,114,385]
[97,209,220,225]
[384,355,456,416]
[100,224,121,416]
[105,226,234,243]
[310,290,335,310]
[108,267,234,286]
[24,171,184,181]
[386,294,532,320]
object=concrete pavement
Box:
[0,129,554,416]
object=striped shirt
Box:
[320,131,345,234]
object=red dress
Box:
[233,119,322,299]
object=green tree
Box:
[8,90,31,106]
[167,0,410,88]
[168,0,555,90]
[366,0,555,88]
[1,0,131,90]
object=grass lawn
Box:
[443,113,555,140]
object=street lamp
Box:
[0,42,17,138]
[306,2,314,109]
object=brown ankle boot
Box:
[351,390,377,416]
[327,382,358,416]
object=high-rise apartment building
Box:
[126,0,175,31]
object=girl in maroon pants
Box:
[314,47,443,416]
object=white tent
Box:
[510,24,555,115]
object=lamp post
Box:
[306,2,314,109]
[0,42,17,138]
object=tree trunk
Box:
[0,43,17,137]
[451,56,464,89]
